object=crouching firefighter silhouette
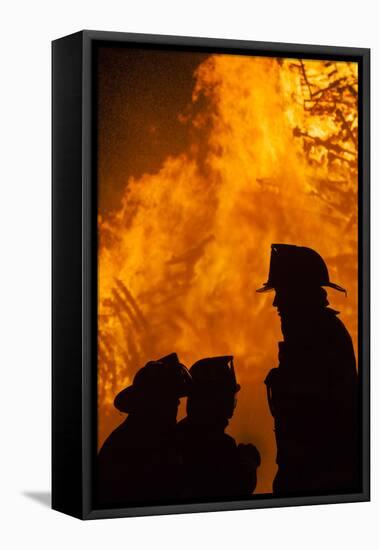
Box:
[257,244,359,495]
[97,353,192,507]
[176,356,261,500]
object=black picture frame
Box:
[52,30,370,520]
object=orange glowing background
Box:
[97,47,358,494]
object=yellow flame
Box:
[98,55,358,494]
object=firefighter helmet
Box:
[114,353,192,413]
[256,244,346,293]
[189,356,240,393]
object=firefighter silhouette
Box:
[257,244,359,495]
[97,353,192,506]
[176,356,261,500]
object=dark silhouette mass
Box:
[97,353,192,507]
[176,356,261,500]
[97,243,360,505]
[258,244,359,495]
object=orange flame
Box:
[97,54,358,494]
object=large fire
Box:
[97,54,358,494]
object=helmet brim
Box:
[256,282,346,293]
[256,284,274,293]
[114,386,135,413]
[324,282,346,293]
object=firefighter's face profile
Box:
[137,396,180,422]
[187,391,237,421]
[272,286,302,316]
